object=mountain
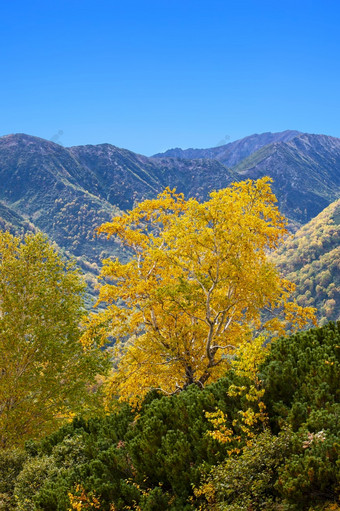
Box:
[153,130,301,167]
[69,143,237,209]
[155,131,340,226]
[1,130,340,300]
[0,202,36,235]
[272,198,340,324]
[0,134,235,255]
[233,133,340,224]
[0,134,237,303]
[0,133,120,265]
[1,130,339,246]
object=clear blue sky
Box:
[1,0,340,155]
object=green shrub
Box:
[0,448,27,510]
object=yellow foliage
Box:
[68,484,101,510]
[206,336,269,453]
[191,480,217,510]
[324,504,340,511]
[84,178,316,407]
[205,409,240,448]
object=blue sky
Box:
[1,0,340,155]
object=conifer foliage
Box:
[2,323,338,510]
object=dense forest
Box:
[0,179,339,510]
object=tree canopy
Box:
[0,231,108,447]
[84,178,315,407]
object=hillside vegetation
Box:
[274,199,340,324]
[1,322,338,510]
[0,176,338,510]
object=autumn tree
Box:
[85,178,315,407]
[0,232,108,448]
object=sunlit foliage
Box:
[0,232,108,448]
[84,178,315,407]
[273,198,340,324]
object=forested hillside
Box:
[273,198,340,324]
[0,176,339,510]
[0,203,35,235]
[1,130,340,267]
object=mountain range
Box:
[153,129,301,165]
[155,131,340,225]
[0,129,339,312]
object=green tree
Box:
[8,376,245,511]
[194,429,293,510]
[0,231,108,448]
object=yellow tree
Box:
[0,232,108,448]
[84,178,315,408]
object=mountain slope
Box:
[153,130,340,226]
[233,134,340,224]
[0,134,236,265]
[70,144,236,209]
[1,131,340,252]
[0,130,339,309]
[0,134,120,265]
[152,130,301,167]
[0,202,36,235]
[273,198,340,324]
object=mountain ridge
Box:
[233,133,340,223]
[0,130,339,287]
[152,130,302,166]
[1,129,340,308]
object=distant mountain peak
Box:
[152,130,303,167]
[2,133,51,143]
[0,133,66,153]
